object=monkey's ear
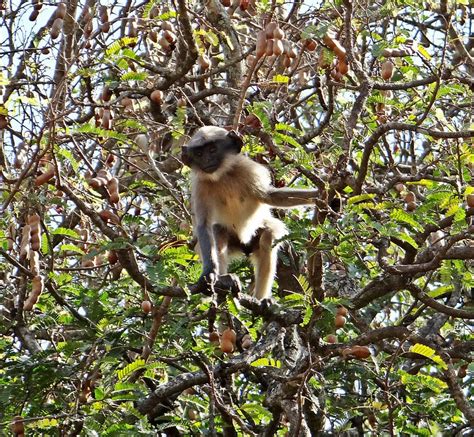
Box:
[227,130,243,153]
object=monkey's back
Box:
[192,155,279,243]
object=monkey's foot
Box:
[189,273,241,297]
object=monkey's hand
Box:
[190,270,218,295]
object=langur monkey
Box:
[182,126,318,300]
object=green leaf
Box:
[120,71,149,82]
[251,358,281,368]
[348,194,376,205]
[417,44,431,60]
[51,227,80,239]
[390,208,423,231]
[409,344,447,370]
[428,285,454,298]
[271,75,290,84]
[59,244,85,255]
[117,359,146,380]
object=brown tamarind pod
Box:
[381,60,394,80]
[107,177,120,204]
[326,334,337,343]
[30,223,41,252]
[31,275,44,296]
[99,210,120,224]
[239,0,249,10]
[29,8,39,20]
[141,300,152,314]
[161,21,175,33]
[349,345,371,359]
[220,0,231,6]
[101,85,112,102]
[467,194,474,208]
[336,306,348,317]
[273,26,285,40]
[30,250,40,275]
[337,57,349,75]
[34,167,55,186]
[150,90,163,104]
[50,17,63,39]
[11,416,25,434]
[163,29,176,43]
[304,38,317,51]
[27,213,40,225]
[406,201,417,212]
[265,39,274,57]
[404,191,416,203]
[335,314,346,328]
[287,45,298,59]
[265,22,277,39]
[198,54,211,70]
[221,328,236,345]
[101,109,112,130]
[273,39,283,56]
[209,331,220,344]
[56,2,66,19]
[220,338,234,354]
[148,30,158,43]
[282,55,291,68]
[241,334,252,349]
[108,250,118,264]
[255,31,267,58]
[19,225,31,259]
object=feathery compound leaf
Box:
[409,344,447,370]
[117,359,146,380]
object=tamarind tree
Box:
[0,0,473,435]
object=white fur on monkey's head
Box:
[186,126,232,149]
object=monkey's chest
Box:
[211,194,269,243]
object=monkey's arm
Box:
[264,188,319,208]
[193,202,219,291]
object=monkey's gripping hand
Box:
[190,269,218,295]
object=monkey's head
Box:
[182,126,243,174]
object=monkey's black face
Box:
[182,142,224,173]
[182,127,243,174]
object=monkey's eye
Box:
[208,145,217,154]
[195,150,203,157]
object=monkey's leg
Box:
[212,224,230,275]
[250,228,280,300]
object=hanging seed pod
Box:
[19,224,31,259]
[148,29,158,43]
[150,89,163,104]
[101,85,112,102]
[273,26,285,40]
[198,54,211,70]
[34,162,55,186]
[255,30,266,58]
[265,39,274,57]
[50,17,63,39]
[304,38,317,51]
[381,60,394,80]
[273,39,283,56]
[240,0,249,10]
[29,9,39,21]
[282,55,291,68]
[158,36,171,49]
[128,17,138,39]
[163,29,176,43]
[107,177,120,204]
[55,2,66,19]
[220,0,231,6]
[32,0,42,10]
[161,21,175,32]
[30,250,40,275]
[98,5,108,23]
[265,22,277,39]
